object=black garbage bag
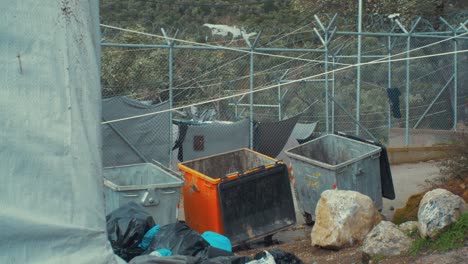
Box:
[145,222,210,257]
[202,246,233,258]
[106,202,156,261]
[254,249,304,264]
[129,255,202,264]
[200,256,252,264]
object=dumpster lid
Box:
[103,163,184,191]
[218,163,296,245]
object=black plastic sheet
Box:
[200,256,252,264]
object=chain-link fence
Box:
[100,17,468,168]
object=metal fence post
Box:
[314,14,337,134]
[277,81,282,121]
[453,33,458,130]
[162,28,178,166]
[387,36,392,145]
[324,33,329,133]
[245,33,261,149]
[356,0,363,135]
[396,18,420,146]
[249,49,254,149]
[331,55,335,133]
[405,35,410,146]
[440,17,460,130]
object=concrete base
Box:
[388,145,456,165]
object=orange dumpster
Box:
[178,148,296,245]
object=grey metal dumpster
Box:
[103,163,184,226]
[285,134,382,224]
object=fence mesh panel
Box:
[100,21,468,168]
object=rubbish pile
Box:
[106,202,304,264]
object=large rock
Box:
[311,190,381,249]
[398,221,420,238]
[418,188,467,238]
[362,221,413,257]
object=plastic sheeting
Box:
[0,1,121,263]
[291,122,318,143]
[254,115,301,158]
[182,119,250,161]
[102,96,171,167]
[277,122,318,163]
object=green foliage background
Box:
[99,0,468,142]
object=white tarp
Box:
[0,1,121,263]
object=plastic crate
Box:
[178,148,296,245]
[285,134,382,222]
[103,163,184,226]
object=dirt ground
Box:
[234,228,417,264]
[234,225,468,264]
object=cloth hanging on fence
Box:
[254,115,301,158]
[172,122,189,162]
[292,122,318,144]
[102,96,171,167]
[181,119,250,161]
[387,88,401,119]
[0,1,121,262]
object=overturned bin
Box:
[178,148,296,245]
[103,163,184,226]
[285,134,382,224]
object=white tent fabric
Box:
[0,1,122,263]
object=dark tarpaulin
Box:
[181,119,250,161]
[102,96,171,167]
[254,114,301,158]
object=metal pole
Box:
[277,82,282,121]
[387,36,392,145]
[235,103,238,119]
[246,33,261,150]
[356,0,363,135]
[249,49,254,149]
[161,28,177,166]
[331,55,335,132]
[405,35,410,146]
[453,33,458,130]
[325,32,329,133]
[168,43,174,166]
